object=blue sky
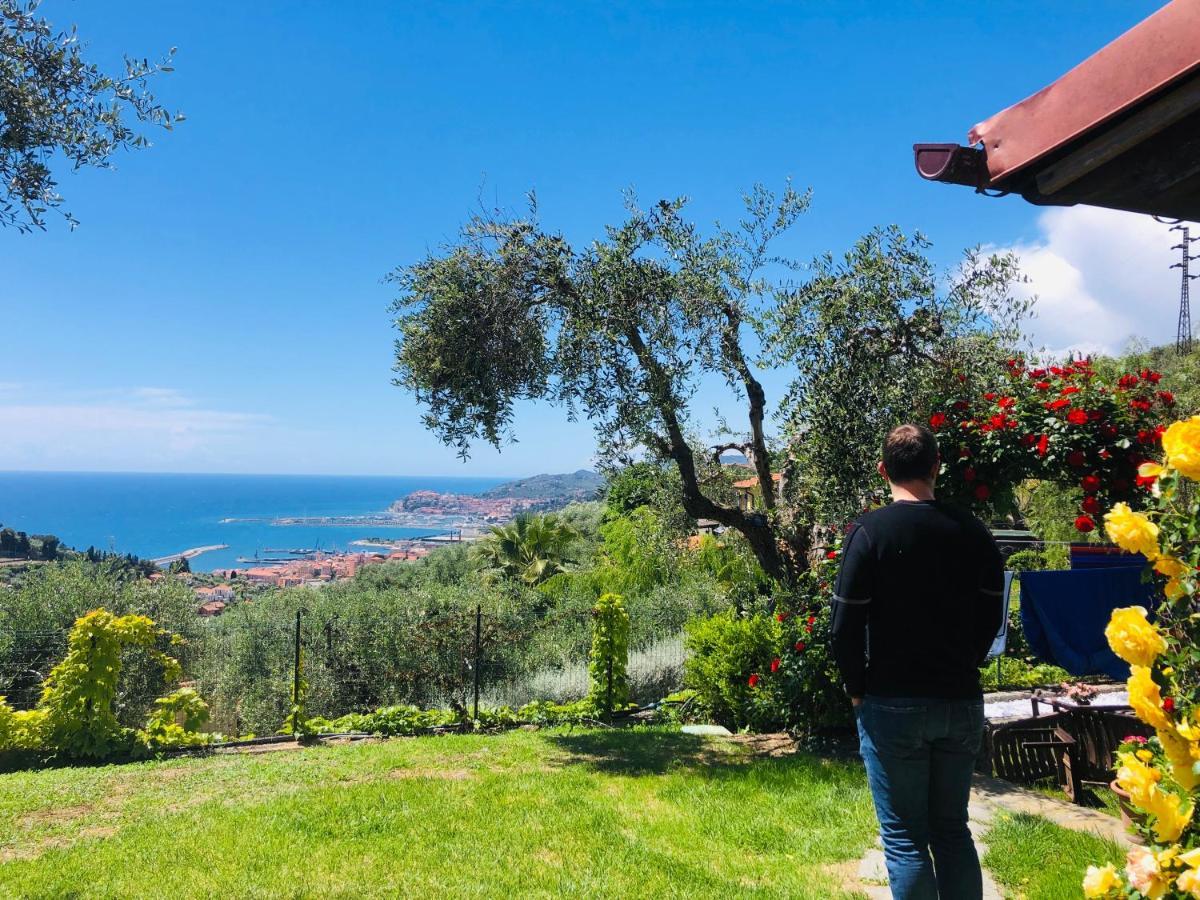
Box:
[0,0,1173,477]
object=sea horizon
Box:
[0,471,515,573]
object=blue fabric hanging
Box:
[1019,567,1156,680]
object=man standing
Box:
[832,423,1004,900]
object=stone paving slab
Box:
[971,774,1134,847]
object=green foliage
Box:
[596,506,677,593]
[686,532,770,603]
[138,688,212,750]
[311,698,600,736]
[979,656,1070,691]
[36,609,179,757]
[0,560,203,721]
[0,0,181,231]
[588,593,630,712]
[471,513,580,585]
[764,226,1028,526]
[684,551,849,733]
[0,609,197,759]
[684,609,780,731]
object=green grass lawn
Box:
[983,811,1127,899]
[0,727,878,899]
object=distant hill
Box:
[481,470,604,502]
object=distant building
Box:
[732,473,784,513]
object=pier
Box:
[152,544,228,566]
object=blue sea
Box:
[0,472,507,572]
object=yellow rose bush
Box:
[1085,416,1200,897]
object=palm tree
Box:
[471,513,580,585]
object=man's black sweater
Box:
[830,499,1005,700]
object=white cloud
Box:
[0,387,271,472]
[996,205,1184,356]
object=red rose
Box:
[963,466,977,482]
[770,658,781,673]
[1066,409,1088,425]
[1130,399,1152,412]
[826,550,838,560]
[1060,386,1080,396]
[1036,434,1049,457]
[1136,471,1158,488]
[1074,515,1095,533]
[1164,697,1176,713]
[1034,380,1052,391]
[974,483,991,501]
[984,392,997,401]
[1099,449,1111,460]
[1141,369,1162,383]
[1117,374,1139,390]
[748,673,760,687]
[1029,368,1047,378]
[1048,398,1071,411]
[1159,390,1175,405]
[1021,434,1037,447]
[1067,451,1086,468]
[794,641,806,652]
[1081,474,1101,492]
[989,414,1006,429]
[1137,429,1154,445]
[1081,495,1101,514]
[776,612,790,622]
[805,624,813,633]
[998,396,1015,409]
[929,412,947,429]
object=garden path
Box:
[850,775,1130,897]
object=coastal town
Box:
[177,474,604,613]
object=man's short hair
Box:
[882,424,939,483]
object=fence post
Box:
[605,654,614,723]
[292,608,302,711]
[472,604,482,721]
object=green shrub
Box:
[684,547,851,734]
[588,593,629,712]
[684,609,780,731]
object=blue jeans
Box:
[856,696,985,900]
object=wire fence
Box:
[0,608,689,737]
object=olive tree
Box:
[389,187,1026,583]
[0,0,180,231]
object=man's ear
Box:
[877,461,888,481]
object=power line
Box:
[1170,224,1198,355]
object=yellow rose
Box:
[1163,416,1200,480]
[1179,868,1200,899]
[1106,606,1166,667]
[1167,579,1188,602]
[1118,749,1162,805]
[1127,845,1170,898]
[1083,862,1121,897]
[1129,666,1173,732]
[1143,788,1193,843]
[1104,503,1160,559]
[1158,726,1200,791]
[1155,556,1191,578]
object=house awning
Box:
[914,0,1200,220]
